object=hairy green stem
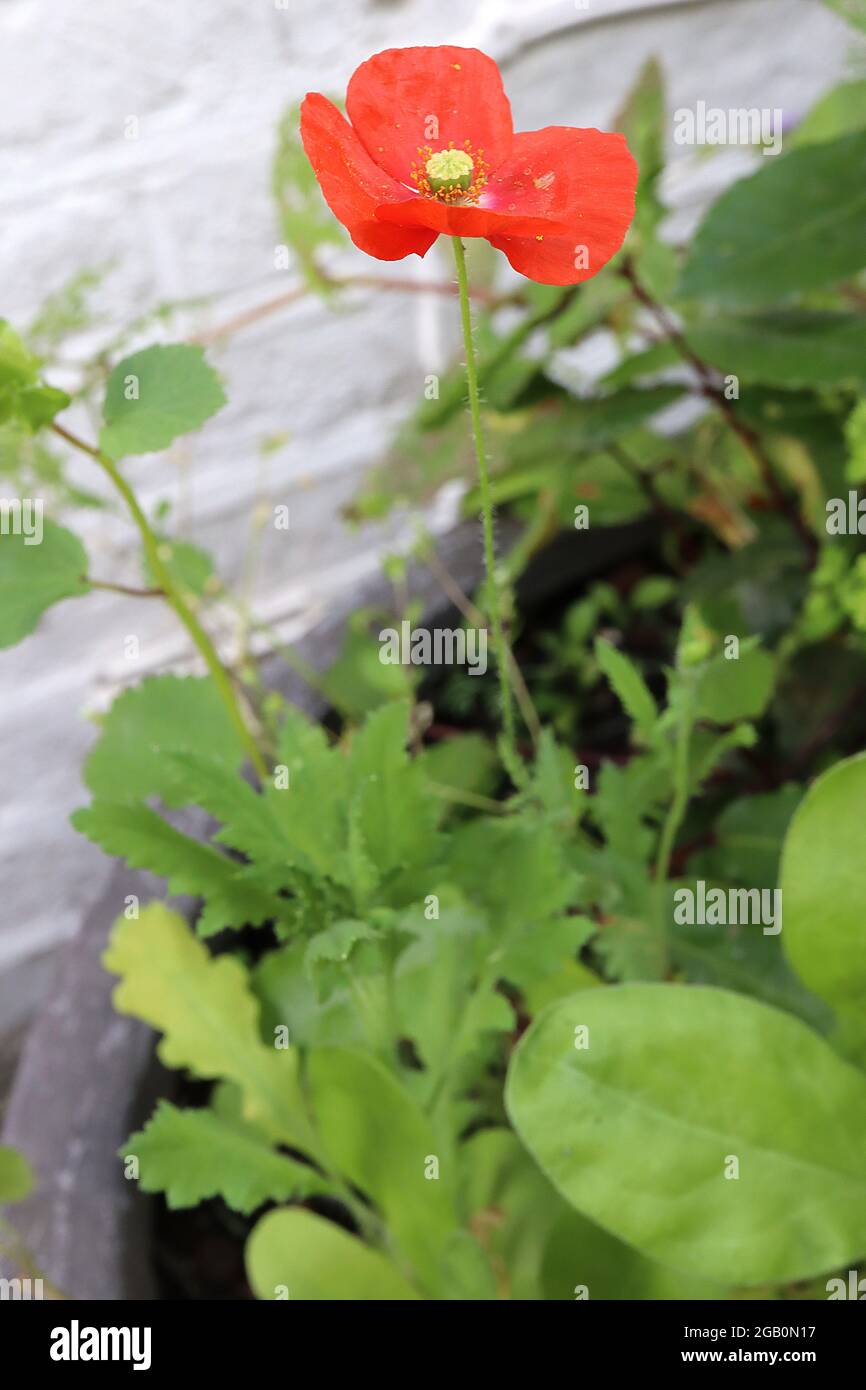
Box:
[52,422,269,782]
[653,683,697,973]
[451,236,517,768]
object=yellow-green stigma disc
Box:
[425,148,474,194]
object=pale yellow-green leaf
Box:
[103,904,316,1154]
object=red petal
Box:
[487,127,637,284]
[375,195,567,240]
[300,93,437,261]
[346,46,513,185]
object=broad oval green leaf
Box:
[506,983,866,1286]
[0,519,90,648]
[792,79,866,149]
[542,1207,722,1301]
[679,130,866,305]
[693,644,775,724]
[100,344,226,459]
[246,1208,420,1301]
[781,752,866,1060]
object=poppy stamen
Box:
[410,140,488,204]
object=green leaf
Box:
[536,387,684,450]
[686,525,809,638]
[0,320,70,430]
[0,518,89,648]
[524,959,603,1017]
[266,707,351,883]
[670,908,831,1032]
[506,983,866,1285]
[307,1046,458,1292]
[820,0,866,34]
[0,1145,33,1205]
[103,904,316,1152]
[460,1125,721,1300]
[677,788,830,1029]
[679,130,866,304]
[144,536,217,599]
[419,732,499,812]
[83,675,246,806]
[125,1100,331,1213]
[692,643,775,723]
[439,1229,499,1300]
[612,57,665,231]
[246,1208,420,1301]
[253,940,363,1050]
[100,344,226,459]
[595,638,657,741]
[16,384,71,430]
[392,899,513,1083]
[544,1206,728,1301]
[610,58,675,295]
[589,757,659,862]
[0,320,38,391]
[319,611,414,718]
[160,749,287,864]
[346,701,440,892]
[601,340,681,388]
[446,817,577,938]
[522,728,583,825]
[72,801,285,935]
[792,79,866,148]
[781,752,866,1061]
[542,1206,722,1300]
[686,311,866,389]
[304,919,378,999]
[456,1127,558,1300]
[846,399,866,483]
[694,786,802,887]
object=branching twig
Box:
[86,577,165,598]
[419,534,542,746]
[190,271,512,347]
[620,258,818,566]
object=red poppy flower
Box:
[300,45,637,286]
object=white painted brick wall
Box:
[0,0,860,1024]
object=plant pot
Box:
[0,515,656,1300]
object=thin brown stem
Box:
[839,281,866,311]
[342,272,507,306]
[607,442,679,523]
[420,536,542,746]
[188,285,310,344]
[86,577,165,598]
[189,271,511,347]
[620,259,817,565]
